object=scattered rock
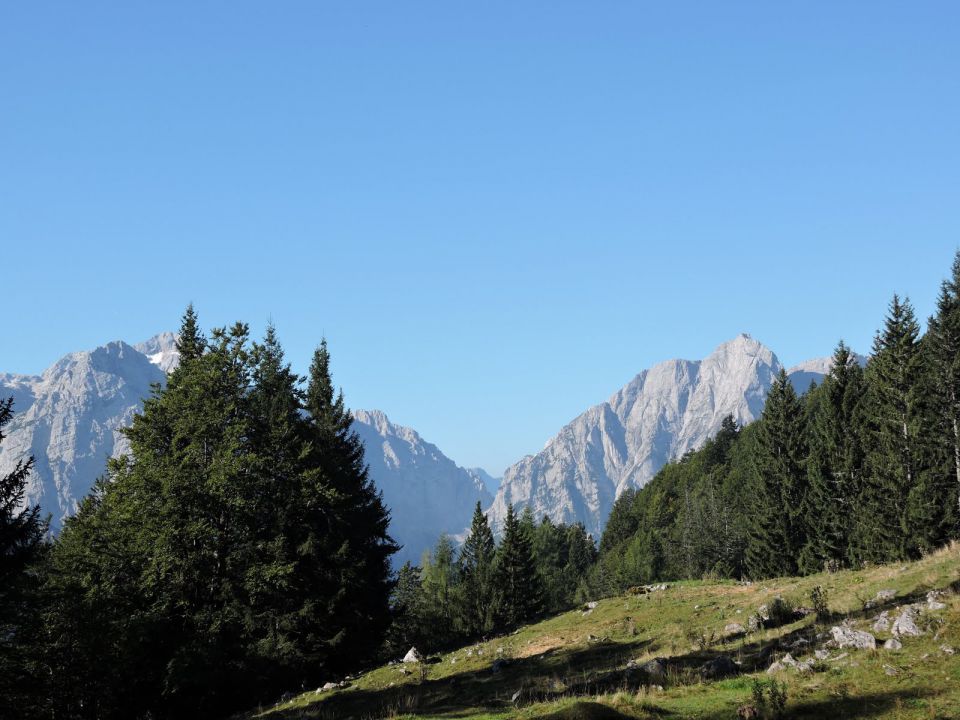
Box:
[337,681,351,689]
[511,689,522,703]
[927,590,947,611]
[402,647,424,663]
[584,601,598,610]
[872,611,891,632]
[631,657,668,682]
[891,608,922,637]
[321,682,338,691]
[941,645,955,655]
[830,626,877,650]
[724,622,746,636]
[876,589,897,601]
[883,638,902,651]
[884,665,899,676]
[700,655,739,680]
[766,661,786,674]
[814,649,830,660]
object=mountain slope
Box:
[256,543,960,720]
[487,335,781,537]
[0,341,167,529]
[352,409,493,566]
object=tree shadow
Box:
[692,688,939,720]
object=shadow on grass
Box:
[692,688,938,720]
[264,638,656,719]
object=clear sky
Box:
[2,2,959,475]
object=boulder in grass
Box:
[829,626,876,650]
[403,647,424,663]
[883,638,902,651]
[891,608,922,637]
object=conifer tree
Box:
[0,398,48,717]
[745,370,808,578]
[457,502,497,636]
[856,296,945,561]
[304,339,398,669]
[926,251,960,533]
[798,342,865,572]
[495,504,542,627]
[419,535,459,648]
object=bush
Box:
[809,585,829,620]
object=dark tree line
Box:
[593,252,960,589]
[0,308,397,719]
[383,503,597,657]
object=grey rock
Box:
[829,626,876,650]
[634,657,669,681]
[941,645,955,655]
[402,647,424,663]
[872,611,891,633]
[891,608,922,637]
[724,622,746,636]
[883,638,902,651]
[321,682,338,691]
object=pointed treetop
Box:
[176,303,205,363]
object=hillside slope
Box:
[253,544,960,719]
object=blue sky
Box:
[2,2,959,474]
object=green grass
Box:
[246,543,960,719]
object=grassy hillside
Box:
[248,544,960,719]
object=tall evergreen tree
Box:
[0,398,48,717]
[457,502,497,636]
[926,250,960,533]
[304,339,398,670]
[495,505,542,627]
[856,296,945,561]
[745,369,808,578]
[798,342,865,572]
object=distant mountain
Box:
[351,410,493,566]
[0,338,491,564]
[0,340,167,529]
[786,352,868,394]
[487,335,781,538]
[134,331,180,373]
[465,467,500,495]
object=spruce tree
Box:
[457,502,497,636]
[857,296,945,561]
[798,342,865,572]
[926,250,960,533]
[494,504,542,628]
[0,398,48,717]
[745,369,808,578]
[304,339,398,669]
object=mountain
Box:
[134,331,180,373]
[486,334,782,538]
[0,340,167,529]
[465,467,500,495]
[0,337,491,563]
[787,352,868,394]
[351,409,493,566]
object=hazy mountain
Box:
[0,338,491,564]
[486,334,782,538]
[351,409,493,566]
[465,467,500,495]
[786,352,868,394]
[0,341,167,529]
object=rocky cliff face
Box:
[0,338,493,564]
[351,409,493,566]
[0,340,167,529]
[486,335,783,538]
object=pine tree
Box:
[857,296,945,561]
[419,535,459,649]
[926,251,960,535]
[494,504,542,628]
[457,502,497,636]
[798,342,865,572]
[745,369,808,578]
[0,398,48,717]
[383,562,426,658]
[304,338,398,669]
